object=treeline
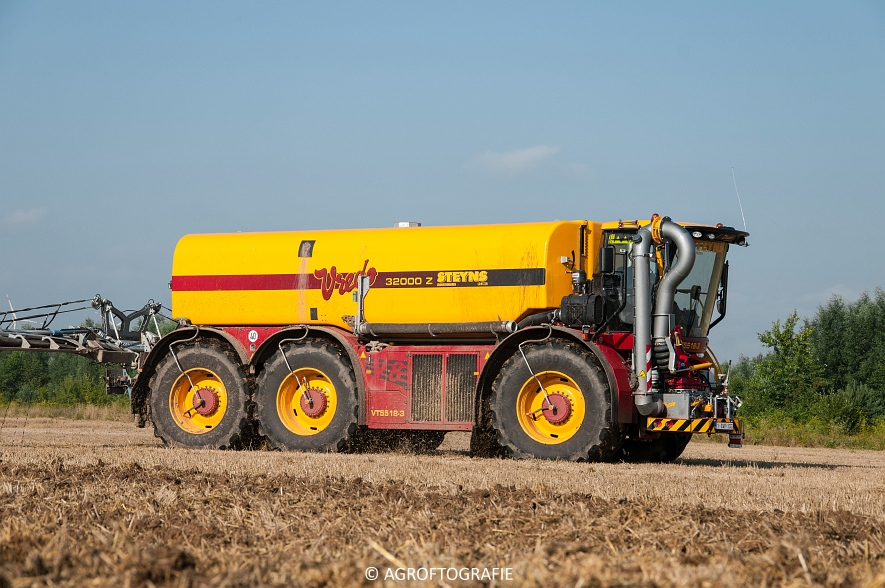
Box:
[730,288,885,434]
[0,351,123,406]
[0,318,176,407]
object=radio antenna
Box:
[731,167,748,232]
[6,293,18,329]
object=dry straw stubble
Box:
[1,419,885,586]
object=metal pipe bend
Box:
[631,216,696,418]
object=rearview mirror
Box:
[710,261,729,330]
[599,246,615,274]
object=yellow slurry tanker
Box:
[0,215,748,461]
[143,214,748,460]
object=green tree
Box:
[731,289,885,434]
[0,351,49,403]
[735,311,826,419]
[811,289,885,391]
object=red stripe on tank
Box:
[171,274,320,291]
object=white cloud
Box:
[3,207,48,227]
[469,145,561,174]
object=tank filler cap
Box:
[394,221,421,227]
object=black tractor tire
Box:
[619,432,692,463]
[255,340,358,452]
[149,341,249,449]
[489,340,623,461]
[469,398,507,458]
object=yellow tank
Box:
[171,221,604,328]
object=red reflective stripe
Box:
[645,345,652,392]
[172,274,320,291]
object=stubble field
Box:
[1,418,885,587]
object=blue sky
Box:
[1,1,883,361]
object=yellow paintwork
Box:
[276,367,338,436]
[171,221,605,328]
[599,219,719,231]
[515,370,586,444]
[169,368,228,434]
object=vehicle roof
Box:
[600,219,749,244]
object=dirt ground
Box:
[2,418,885,587]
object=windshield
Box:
[672,240,728,338]
[604,232,658,327]
[602,231,727,337]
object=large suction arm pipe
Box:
[631,216,696,417]
[631,225,658,416]
[652,221,696,343]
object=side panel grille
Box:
[411,354,442,422]
[446,354,476,423]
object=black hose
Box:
[516,311,558,329]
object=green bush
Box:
[0,350,125,407]
[729,311,826,422]
[731,288,885,444]
[842,381,885,421]
[812,390,865,434]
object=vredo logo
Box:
[313,260,377,301]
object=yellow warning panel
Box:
[646,417,743,434]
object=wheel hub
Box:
[541,393,572,425]
[299,388,328,418]
[192,387,220,417]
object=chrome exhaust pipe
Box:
[631,216,695,417]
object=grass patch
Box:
[676,417,885,450]
[0,401,131,422]
[742,415,885,450]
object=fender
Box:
[249,325,368,425]
[591,341,636,424]
[475,326,624,425]
[129,325,249,427]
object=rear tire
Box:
[470,398,506,458]
[619,432,691,463]
[149,341,249,449]
[255,340,358,452]
[489,340,623,461]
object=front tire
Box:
[255,340,358,452]
[149,340,249,449]
[489,340,622,461]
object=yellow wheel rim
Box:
[169,368,228,434]
[277,368,337,436]
[515,370,586,445]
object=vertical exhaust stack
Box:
[631,215,696,416]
